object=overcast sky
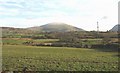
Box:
[0,0,119,31]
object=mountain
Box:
[1,22,85,33]
[110,24,120,32]
[28,22,85,32]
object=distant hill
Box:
[110,24,120,32]
[1,22,85,33]
[27,22,85,32]
[1,27,35,34]
[1,27,23,32]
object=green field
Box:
[2,38,59,45]
[2,45,118,71]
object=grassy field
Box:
[2,38,59,45]
[2,45,118,71]
[81,39,102,45]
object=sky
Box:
[0,0,119,31]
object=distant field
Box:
[2,38,59,45]
[81,39,102,45]
[2,45,118,71]
[33,39,59,43]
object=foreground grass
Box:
[2,45,118,71]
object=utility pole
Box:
[97,21,99,34]
[97,21,99,38]
[97,21,99,44]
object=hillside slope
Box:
[28,22,84,32]
[110,24,120,32]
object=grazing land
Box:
[2,45,118,71]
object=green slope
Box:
[27,22,85,32]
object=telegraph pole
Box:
[97,21,99,38]
[97,21,99,34]
[97,21,99,43]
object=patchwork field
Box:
[2,45,119,71]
